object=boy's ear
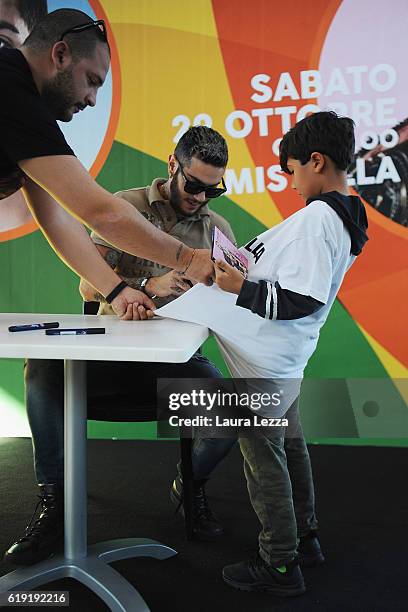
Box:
[310,151,325,173]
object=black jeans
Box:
[25,354,236,487]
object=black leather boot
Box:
[4,484,64,566]
[297,530,325,567]
[170,476,223,541]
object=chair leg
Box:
[179,435,194,540]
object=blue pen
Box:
[9,322,59,332]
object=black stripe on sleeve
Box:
[236,280,324,320]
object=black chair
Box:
[83,301,195,539]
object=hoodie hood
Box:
[306,191,369,256]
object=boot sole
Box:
[222,573,306,597]
[4,535,64,567]
[4,547,59,567]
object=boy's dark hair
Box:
[23,9,109,59]
[16,0,48,33]
[175,126,228,168]
[280,111,355,173]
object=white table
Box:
[0,313,209,611]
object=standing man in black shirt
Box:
[0,9,214,318]
[0,0,48,233]
[0,0,46,50]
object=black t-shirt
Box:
[0,48,75,182]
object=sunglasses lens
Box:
[182,174,226,198]
[205,187,226,198]
[184,181,205,195]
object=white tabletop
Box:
[0,313,209,362]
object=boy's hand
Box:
[214,260,245,295]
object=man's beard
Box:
[169,170,183,212]
[41,67,77,122]
[169,169,207,216]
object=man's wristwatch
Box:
[139,277,149,292]
[137,277,157,300]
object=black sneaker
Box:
[170,476,223,541]
[4,484,64,566]
[222,553,306,597]
[298,530,325,567]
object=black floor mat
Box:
[0,438,407,611]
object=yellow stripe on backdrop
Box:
[358,325,408,379]
[101,0,283,229]
[100,0,219,37]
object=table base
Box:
[0,537,177,611]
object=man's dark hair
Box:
[280,111,355,173]
[23,8,109,59]
[16,0,48,33]
[175,126,228,168]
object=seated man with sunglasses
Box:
[87,125,231,312]
[5,126,238,566]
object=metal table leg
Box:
[0,359,177,611]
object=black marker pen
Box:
[9,322,59,332]
[45,328,105,336]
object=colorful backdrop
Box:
[0,0,407,443]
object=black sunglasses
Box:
[175,156,227,198]
[61,20,108,43]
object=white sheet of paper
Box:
[156,283,301,417]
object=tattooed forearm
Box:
[105,248,121,269]
[175,243,183,262]
[119,277,142,290]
